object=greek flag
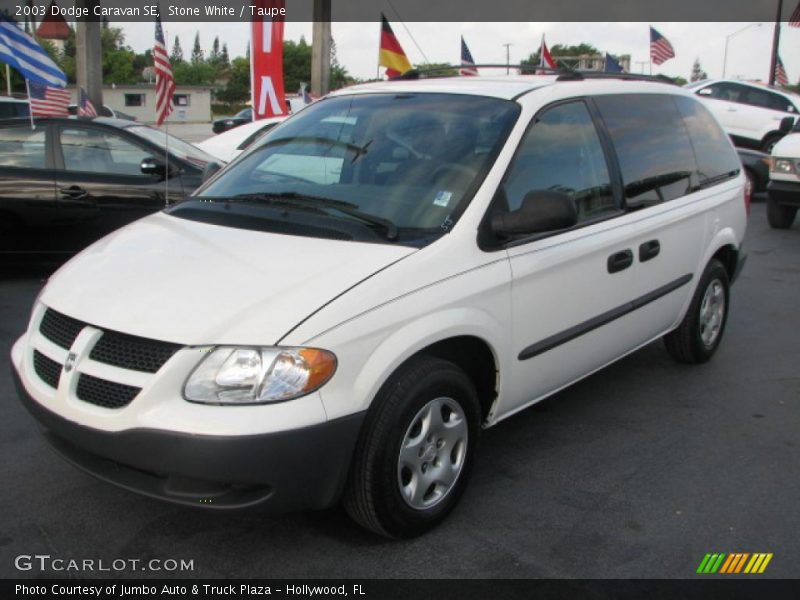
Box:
[0,15,67,88]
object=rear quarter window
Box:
[673,96,740,185]
[594,94,696,207]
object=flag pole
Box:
[163,27,170,209]
[769,0,783,85]
[25,80,35,130]
[5,64,11,96]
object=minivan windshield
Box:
[177,93,520,245]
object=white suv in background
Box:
[688,79,800,151]
[12,74,748,538]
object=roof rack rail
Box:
[388,65,680,86]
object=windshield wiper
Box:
[227,192,399,241]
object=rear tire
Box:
[664,259,730,364]
[343,356,480,538]
[766,194,797,229]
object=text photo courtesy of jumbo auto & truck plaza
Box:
[1,0,800,598]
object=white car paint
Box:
[196,117,286,162]
[769,132,800,183]
[11,76,748,517]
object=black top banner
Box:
[0,0,798,22]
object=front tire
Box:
[767,194,797,229]
[664,259,730,364]
[343,356,480,538]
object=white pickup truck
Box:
[768,120,800,229]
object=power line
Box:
[386,0,430,64]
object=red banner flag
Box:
[250,0,287,120]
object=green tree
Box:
[210,36,221,63]
[171,36,184,64]
[690,58,708,82]
[191,32,204,65]
[282,37,311,93]
[215,56,250,104]
[413,62,458,77]
[220,43,230,68]
[173,61,216,86]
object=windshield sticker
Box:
[433,191,453,207]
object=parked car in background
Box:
[737,147,770,195]
[67,104,137,121]
[0,116,216,262]
[212,107,253,134]
[686,79,800,152]
[0,96,30,118]
[197,116,286,162]
[11,74,747,538]
[766,120,800,229]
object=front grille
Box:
[76,374,140,409]
[40,308,85,350]
[90,331,181,373]
[33,350,62,389]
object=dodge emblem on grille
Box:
[64,352,77,373]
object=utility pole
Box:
[76,0,103,110]
[635,60,649,74]
[769,0,783,85]
[502,43,512,74]
[310,0,331,97]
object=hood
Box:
[772,132,800,157]
[42,213,415,346]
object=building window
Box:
[173,94,190,107]
[124,94,145,107]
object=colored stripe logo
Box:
[697,553,773,574]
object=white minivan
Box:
[12,74,748,538]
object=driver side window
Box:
[503,101,614,221]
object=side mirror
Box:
[491,190,578,237]
[779,116,795,133]
[140,156,168,178]
[201,161,223,183]
[697,88,713,96]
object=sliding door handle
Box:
[607,249,633,273]
[639,240,661,262]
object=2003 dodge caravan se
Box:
[11,73,748,538]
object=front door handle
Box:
[59,185,88,200]
[639,239,661,262]
[607,249,633,273]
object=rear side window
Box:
[594,94,696,207]
[674,96,740,185]
[0,125,46,169]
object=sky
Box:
[117,21,800,84]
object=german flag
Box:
[379,14,412,78]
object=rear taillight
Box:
[743,174,752,216]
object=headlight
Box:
[184,346,337,405]
[770,157,798,175]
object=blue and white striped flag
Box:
[0,14,67,88]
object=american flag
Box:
[650,27,675,66]
[775,55,789,87]
[153,15,175,126]
[77,86,97,117]
[790,2,800,27]
[459,36,478,76]
[27,80,70,117]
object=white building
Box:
[73,85,213,124]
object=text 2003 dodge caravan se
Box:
[12,75,747,538]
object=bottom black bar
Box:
[3,579,800,600]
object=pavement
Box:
[0,200,797,579]
[167,122,216,144]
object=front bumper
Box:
[767,180,800,207]
[13,367,364,512]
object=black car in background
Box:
[736,147,770,194]
[0,117,216,264]
[212,107,252,134]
